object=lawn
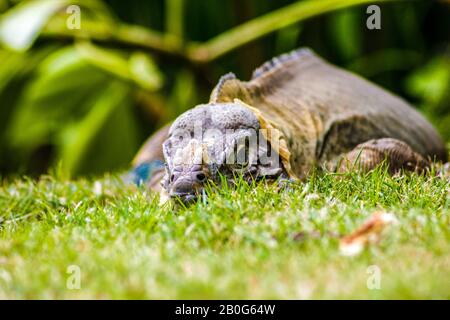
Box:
[0,168,449,299]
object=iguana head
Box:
[162,102,284,204]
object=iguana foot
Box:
[337,138,429,174]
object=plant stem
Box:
[42,0,398,63]
[165,0,185,40]
[42,19,183,56]
[187,0,396,62]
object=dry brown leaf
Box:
[339,211,398,256]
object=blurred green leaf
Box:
[406,55,450,138]
[129,52,163,91]
[275,24,302,55]
[76,42,163,91]
[347,49,422,77]
[406,56,450,108]
[79,94,140,174]
[5,45,140,175]
[0,0,68,51]
[0,50,26,92]
[58,81,131,175]
[329,9,361,61]
[76,41,130,78]
[6,46,112,154]
[169,69,196,117]
[0,0,118,52]
[0,0,8,13]
[0,45,58,146]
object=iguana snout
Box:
[167,164,207,204]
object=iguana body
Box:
[132,48,447,203]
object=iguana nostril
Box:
[196,173,206,182]
[172,179,193,195]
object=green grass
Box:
[0,168,449,299]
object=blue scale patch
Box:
[129,160,165,185]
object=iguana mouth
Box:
[172,192,198,205]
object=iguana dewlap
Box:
[131,48,447,204]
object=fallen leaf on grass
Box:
[339,211,398,256]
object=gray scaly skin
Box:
[132,48,448,204]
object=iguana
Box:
[129,48,448,204]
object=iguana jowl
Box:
[131,48,448,204]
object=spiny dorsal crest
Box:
[251,47,315,79]
[209,72,237,103]
[209,72,252,104]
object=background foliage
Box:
[0,0,448,177]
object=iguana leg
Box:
[337,138,429,174]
